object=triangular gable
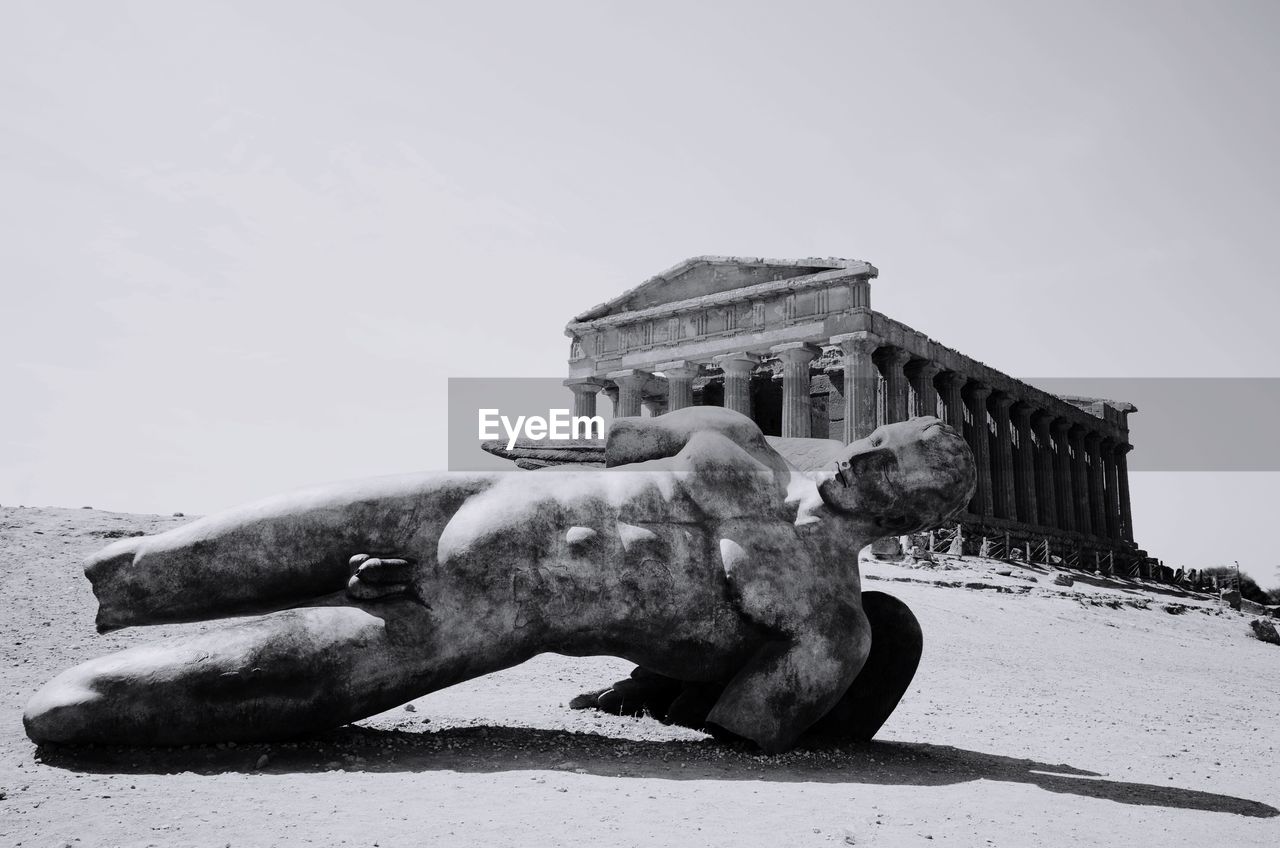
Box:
[573,256,869,322]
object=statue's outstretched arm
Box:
[605,406,789,477]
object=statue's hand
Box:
[569,667,744,742]
[345,554,415,601]
[570,668,682,718]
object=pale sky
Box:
[2,2,1278,585]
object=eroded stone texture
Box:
[25,408,974,754]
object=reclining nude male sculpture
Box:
[24,408,975,754]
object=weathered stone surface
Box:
[481,439,605,468]
[870,536,904,561]
[1250,619,1280,646]
[1053,573,1075,587]
[25,408,974,754]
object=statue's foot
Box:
[345,554,415,601]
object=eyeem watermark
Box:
[478,408,605,449]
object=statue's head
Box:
[817,416,976,536]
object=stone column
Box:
[657,360,700,411]
[712,353,758,419]
[1087,432,1107,536]
[964,383,994,517]
[641,395,668,417]
[1050,419,1075,532]
[771,342,821,438]
[990,393,1017,520]
[564,378,603,419]
[606,370,650,418]
[1069,426,1092,536]
[1115,443,1134,542]
[1031,412,1057,529]
[937,371,967,432]
[1012,403,1038,525]
[1103,438,1121,539]
[878,348,912,423]
[830,332,881,442]
[909,361,943,419]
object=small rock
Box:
[255,753,269,769]
[172,512,185,517]
[1250,618,1280,645]
[1053,574,1074,587]
[403,703,416,713]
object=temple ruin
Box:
[536,256,1151,573]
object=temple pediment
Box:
[572,256,875,324]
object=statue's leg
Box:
[86,473,493,631]
[24,601,464,746]
[801,590,923,743]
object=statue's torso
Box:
[412,466,860,681]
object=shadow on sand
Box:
[36,724,1277,819]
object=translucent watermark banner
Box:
[447,377,1280,472]
[448,378,615,472]
[1026,378,1280,471]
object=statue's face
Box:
[817,417,976,536]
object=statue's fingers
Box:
[608,677,681,719]
[355,558,414,584]
[346,574,407,600]
[348,553,371,574]
[595,687,645,717]
[569,688,613,710]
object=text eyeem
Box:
[478,409,605,449]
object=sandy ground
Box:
[1,505,1277,848]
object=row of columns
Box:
[570,343,827,440]
[566,333,1134,544]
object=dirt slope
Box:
[1,506,1276,847]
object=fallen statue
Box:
[24,407,975,753]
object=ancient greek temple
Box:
[558,256,1152,573]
